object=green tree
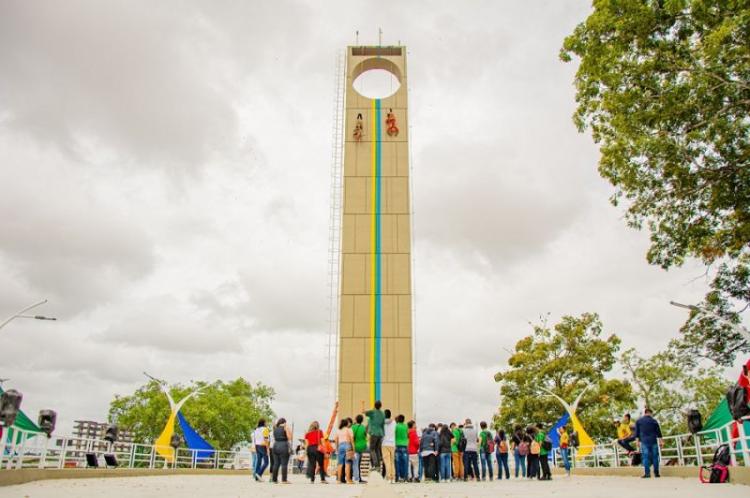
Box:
[108,378,275,449]
[621,347,730,433]
[561,0,750,365]
[493,313,634,439]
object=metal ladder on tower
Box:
[326,49,346,404]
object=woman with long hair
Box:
[304,421,327,483]
[270,418,293,484]
[334,418,354,483]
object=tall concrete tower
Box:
[337,45,413,419]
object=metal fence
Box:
[1,415,748,472]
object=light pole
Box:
[0,299,57,332]
[670,301,750,344]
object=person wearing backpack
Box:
[511,426,527,478]
[420,424,439,482]
[526,427,539,479]
[495,429,510,479]
[478,421,494,481]
[634,407,663,478]
[450,422,464,480]
[462,419,480,481]
[535,423,552,480]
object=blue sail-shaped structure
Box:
[548,412,570,449]
[177,411,214,460]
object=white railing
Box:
[0,416,748,473]
[557,415,750,470]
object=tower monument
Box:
[337,45,413,419]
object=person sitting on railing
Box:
[616,414,637,455]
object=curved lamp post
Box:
[0,299,57,332]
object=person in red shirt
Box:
[304,421,327,483]
[407,420,420,482]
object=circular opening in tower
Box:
[351,59,402,99]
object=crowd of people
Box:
[249,401,664,484]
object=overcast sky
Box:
[0,1,734,437]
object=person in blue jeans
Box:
[394,415,410,482]
[438,424,453,481]
[478,421,494,481]
[635,408,663,478]
[494,430,510,479]
[511,426,526,478]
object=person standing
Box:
[495,429,510,479]
[438,423,454,481]
[382,410,396,482]
[351,414,368,483]
[419,424,439,482]
[635,408,663,478]
[535,423,551,480]
[511,425,526,478]
[479,421,494,481]
[558,426,571,476]
[304,421,327,483]
[450,422,464,480]
[335,418,354,483]
[252,419,270,481]
[462,419,480,481]
[365,401,385,473]
[407,420,420,482]
[526,428,539,479]
[270,418,292,484]
[394,415,409,482]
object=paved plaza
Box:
[0,473,746,498]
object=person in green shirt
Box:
[364,400,385,471]
[394,415,409,482]
[535,423,551,480]
[351,414,368,483]
[450,423,464,480]
[479,421,494,481]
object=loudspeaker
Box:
[38,409,57,436]
[85,452,99,468]
[104,454,118,468]
[170,433,182,449]
[0,390,22,427]
[104,424,119,443]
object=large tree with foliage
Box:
[494,313,634,439]
[621,347,731,433]
[561,0,750,365]
[109,378,275,450]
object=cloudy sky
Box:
[0,0,731,437]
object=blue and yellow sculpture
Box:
[145,373,214,462]
[541,385,595,459]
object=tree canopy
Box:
[108,378,275,450]
[621,347,730,433]
[561,0,750,365]
[493,313,634,439]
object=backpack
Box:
[458,433,467,452]
[699,444,731,484]
[486,432,495,453]
[518,441,529,456]
[687,409,703,434]
[542,435,552,452]
[726,384,750,420]
[499,440,508,453]
[530,440,541,455]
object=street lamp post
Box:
[0,300,57,332]
[670,301,750,344]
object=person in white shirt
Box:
[382,409,396,482]
[252,419,270,481]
